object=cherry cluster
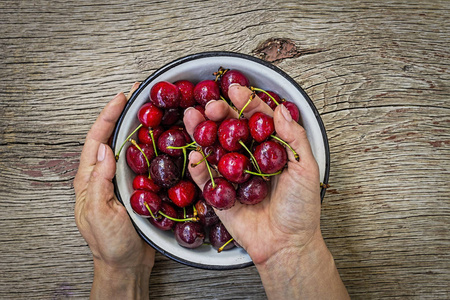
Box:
[116,67,300,251]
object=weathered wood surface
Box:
[0,0,449,299]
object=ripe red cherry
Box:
[130,190,161,217]
[168,180,197,208]
[194,120,218,147]
[237,176,268,205]
[218,118,250,151]
[193,80,220,107]
[161,108,181,125]
[137,103,163,128]
[149,154,180,189]
[126,143,155,174]
[253,140,287,174]
[218,152,252,184]
[203,142,228,166]
[194,199,219,227]
[149,202,177,231]
[137,125,164,145]
[157,128,187,157]
[174,222,205,249]
[169,125,192,144]
[132,175,161,193]
[282,101,300,122]
[203,177,236,210]
[150,81,180,108]
[248,112,275,142]
[174,80,196,108]
[256,90,281,110]
[219,69,250,100]
[209,222,235,251]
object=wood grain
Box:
[0,0,448,299]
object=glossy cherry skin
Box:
[237,176,269,205]
[149,202,177,231]
[209,222,235,251]
[174,221,205,249]
[149,154,180,189]
[137,125,164,145]
[137,103,164,128]
[203,177,236,210]
[194,120,218,147]
[169,125,192,144]
[253,140,287,174]
[157,128,187,157]
[174,80,196,108]
[126,143,155,175]
[218,118,250,151]
[219,69,250,100]
[168,180,197,208]
[193,80,220,107]
[132,175,161,193]
[194,199,219,227]
[248,112,275,142]
[130,190,161,217]
[161,108,181,126]
[282,101,300,122]
[218,152,252,184]
[256,90,281,110]
[150,81,180,108]
[203,142,228,166]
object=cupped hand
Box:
[74,84,155,273]
[183,84,322,266]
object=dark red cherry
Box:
[194,199,219,227]
[149,154,180,189]
[161,108,181,126]
[256,90,281,110]
[218,152,252,184]
[237,176,268,205]
[282,101,300,122]
[130,190,161,217]
[126,143,155,175]
[174,221,205,249]
[203,142,228,166]
[194,120,217,147]
[157,128,187,157]
[203,177,236,210]
[248,112,275,142]
[177,205,194,219]
[219,69,250,100]
[137,125,164,145]
[169,125,192,144]
[150,81,180,108]
[168,180,197,208]
[193,80,220,107]
[137,103,163,128]
[209,222,235,251]
[174,80,196,108]
[149,202,177,231]
[253,140,287,174]
[158,191,172,203]
[218,118,250,151]
[132,175,161,193]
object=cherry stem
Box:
[320,182,330,188]
[270,135,299,161]
[251,87,280,106]
[167,141,197,150]
[115,123,143,161]
[182,148,187,178]
[130,139,151,179]
[183,207,186,219]
[190,151,211,168]
[244,169,282,177]
[238,91,255,118]
[218,237,234,253]
[193,205,198,217]
[149,129,158,156]
[144,202,157,220]
[200,149,216,188]
[159,210,199,222]
[238,140,262,174]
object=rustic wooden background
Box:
[0,0,448,299]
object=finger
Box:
[187,151,212,191]
[127,82,141,100]
[183,107,206,137]
[228,84,274,118]
[204,100,238,122]
[273,104,316,165]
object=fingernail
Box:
[205,100,217,110]
[280,104,292,122]
[188,150,197,162]
[97,143,106,162]
[184,106,194,116]
[229,83,241,89]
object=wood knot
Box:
[253,38,324,63]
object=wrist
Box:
[91,259,152,300]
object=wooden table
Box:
[1,1,448,299]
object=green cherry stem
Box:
[251,87,280,106]
[167,141,198,150]
[182,148,187,178]
[238,91,255,118]
[200,149,216,189]
[270,135,299,161]
[183,207,186,219]
[144,202,158,220]
[115,124,143,160]
[193,205,198,217]
[149,129,158,156]
[190,151,211,168]
[218,237,234,253]
[244,169,282,177]
[159,210,199,222]
[238,140,262,174]
[130,139,151,179]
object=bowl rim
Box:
[111,51,330,270]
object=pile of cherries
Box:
[115,67,300,251]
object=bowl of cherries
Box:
[112,51,330,269]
